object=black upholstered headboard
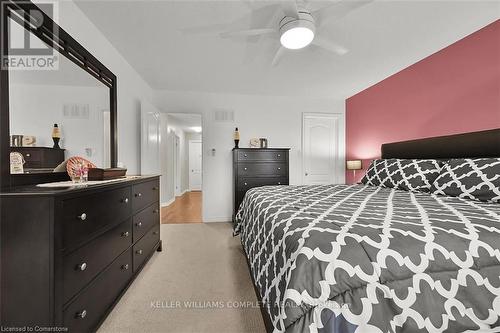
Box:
[381,128,500,159]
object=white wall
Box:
[54,1,154,174]
[154,90,345,222]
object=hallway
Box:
[161,191,202,224]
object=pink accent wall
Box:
[346,20,500,184]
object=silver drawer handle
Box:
[277,167,281,170]
[277,154,281,157]
[121,231,129,237]
[76,262,87,271]
[121,264,129,270]
[244,182,248,186]
[244,154,247,157]
[278,182,281,185]
[135,193,142,197]
[77,213,87,221]
[26,153,31,157]
[136,249,143,255]
[136,222,142,227]
[122,198,129,204]
[244,167,248,171]
[75,310,87,319]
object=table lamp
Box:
[346,160,362,180]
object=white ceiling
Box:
[75,0,500,98]
[168,113,202,133]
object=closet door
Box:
[302,113,344,185]
[189,140,202,191]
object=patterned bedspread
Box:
[234,184,500,333]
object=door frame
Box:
[173,134,181,196]
[140,102,161,175]
[301,112,346,185]
[188,139,203,191]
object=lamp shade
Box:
[346,160,362,170]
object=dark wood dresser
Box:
[232,148,290,218]
[0,176,161,332]
[10,146,65,170]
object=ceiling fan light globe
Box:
[280,27,315,49]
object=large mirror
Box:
[1,1,117,186]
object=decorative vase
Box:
[233,127,240,149]
[52,137,60,149]
[51,123,61,149]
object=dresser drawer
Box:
[133,203,160,243]
[20,149,42,162]
[132,179,160,213]
[133,224,160,272]
[237,177,288,191]
[238,162,287,176]
[63,248,132,332]
[63,219,132,304]
[62,186,131,250]
[236,150,287,162]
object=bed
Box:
[234,129,500,333]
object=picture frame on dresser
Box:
[0,1,162,331]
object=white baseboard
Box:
[176,189,188,197]
[161,198,175,207]
[203,216,232,223]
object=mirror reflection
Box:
[8,16,111,175]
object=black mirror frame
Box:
[0,0,117,189]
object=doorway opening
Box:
[161,113,203,224]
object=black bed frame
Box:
[244,127,500,332]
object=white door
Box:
[302,113,344,185]
[189,140,202,191]
[140,101,161,175]
[174,135,181,196]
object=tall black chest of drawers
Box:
[233,148,290,218]
[0,176,162,332]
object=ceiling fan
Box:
[183,0,372,66]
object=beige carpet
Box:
[98,223,266,333]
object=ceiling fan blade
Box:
[180,23,232,35]
[241,0,259,11]
[281,0,299,18]
[313,0,373,26]
[220,28,275,38]
[312,36,348,55]
[182,3,278,36]
[245,4,281,42]
[242,4,282,62]
[271,46,286,67]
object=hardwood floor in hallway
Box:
[161,191,202,224]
